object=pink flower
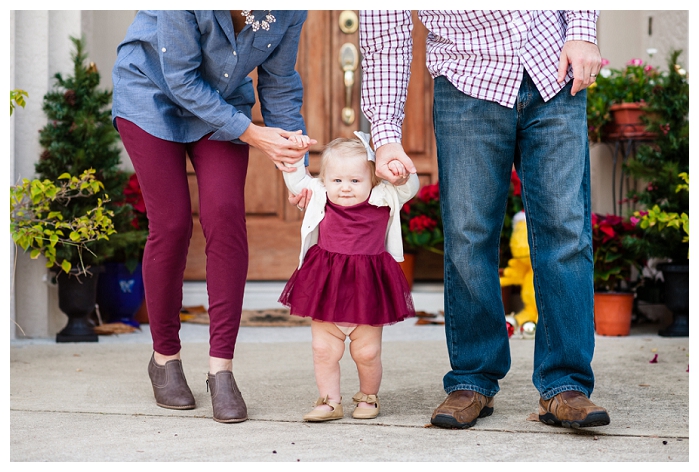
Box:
[644,64,654,73]
[601,58,610,67]
[627,58,644,66]
[630,216,640,226]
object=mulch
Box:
[415,310,445,325]
[180,305,312,327]
[94,306,444,334]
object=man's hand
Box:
[239,123,317,172]
[375,142,417,185]
[558,40,602,96]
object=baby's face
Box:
[323,155,373,206]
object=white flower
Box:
[646,48,658,57]
[600,68,612,78]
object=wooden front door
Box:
[184,10,438,281]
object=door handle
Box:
[339,42,359,125]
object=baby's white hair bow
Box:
[353,131,376,162]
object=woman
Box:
[112,10,315,423]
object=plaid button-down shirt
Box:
[359,10,599,148]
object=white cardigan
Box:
[283,158,420,269]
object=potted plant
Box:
[96,173,149,327]
[630,173,689,337]
[591,213,643,336]
[399,182,443,286]
[10,169,116,342]
[587,57,660,142]
[25,35,133,340]
[623,50,689,337]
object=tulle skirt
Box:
[278,245,415,326]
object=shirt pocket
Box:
[248,33,284,63]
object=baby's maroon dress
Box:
[279,197,415,326]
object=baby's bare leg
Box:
[310,321,346,411]
[349,325,383,407]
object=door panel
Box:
[184,10,439,281]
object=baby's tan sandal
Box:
[352,392,380,419]
[302,395,344,422]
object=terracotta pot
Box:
[606,102,656,140]
[399,253,415,289]
[593,291,634,336]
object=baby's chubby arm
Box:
[393,171,420,204]
[281,135,314,195]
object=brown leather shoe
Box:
[539,391,610,428]
[207,371,248,423]
[147,353,196,410]
[431,390,494,429]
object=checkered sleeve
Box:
[563,10,599,44]
[359,10,413,148]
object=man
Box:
[359,10,610,429]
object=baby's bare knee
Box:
[350,340,381,365]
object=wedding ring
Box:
[296,205,303,211]
[590,74,597,78]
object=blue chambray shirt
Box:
[112,10,307,145]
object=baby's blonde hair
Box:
[318,137,381,187]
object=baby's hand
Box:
[288,134,311,148]
[387,159,407,177]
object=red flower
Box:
[122,173,147,229]
[409,215,437,233]
[511,170,521,197]
[418,183,439,203]
[123,174,146,214]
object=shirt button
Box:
[224,73,229,78]
[161,47,166,52]
[233,51,237,56]
[267,44,271,48]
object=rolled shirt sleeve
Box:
[564,10,599,44]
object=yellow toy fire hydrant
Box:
[500,211,538,328]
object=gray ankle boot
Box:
[207,371,248,423]
[147,353,196,410]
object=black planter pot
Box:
[55,270,100,343]
[658,262,689,337]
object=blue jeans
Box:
[433,73,595,400]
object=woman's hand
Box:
[239,123,317,172]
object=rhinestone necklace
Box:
[241,10,276,32]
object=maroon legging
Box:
[116,118,249,359]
